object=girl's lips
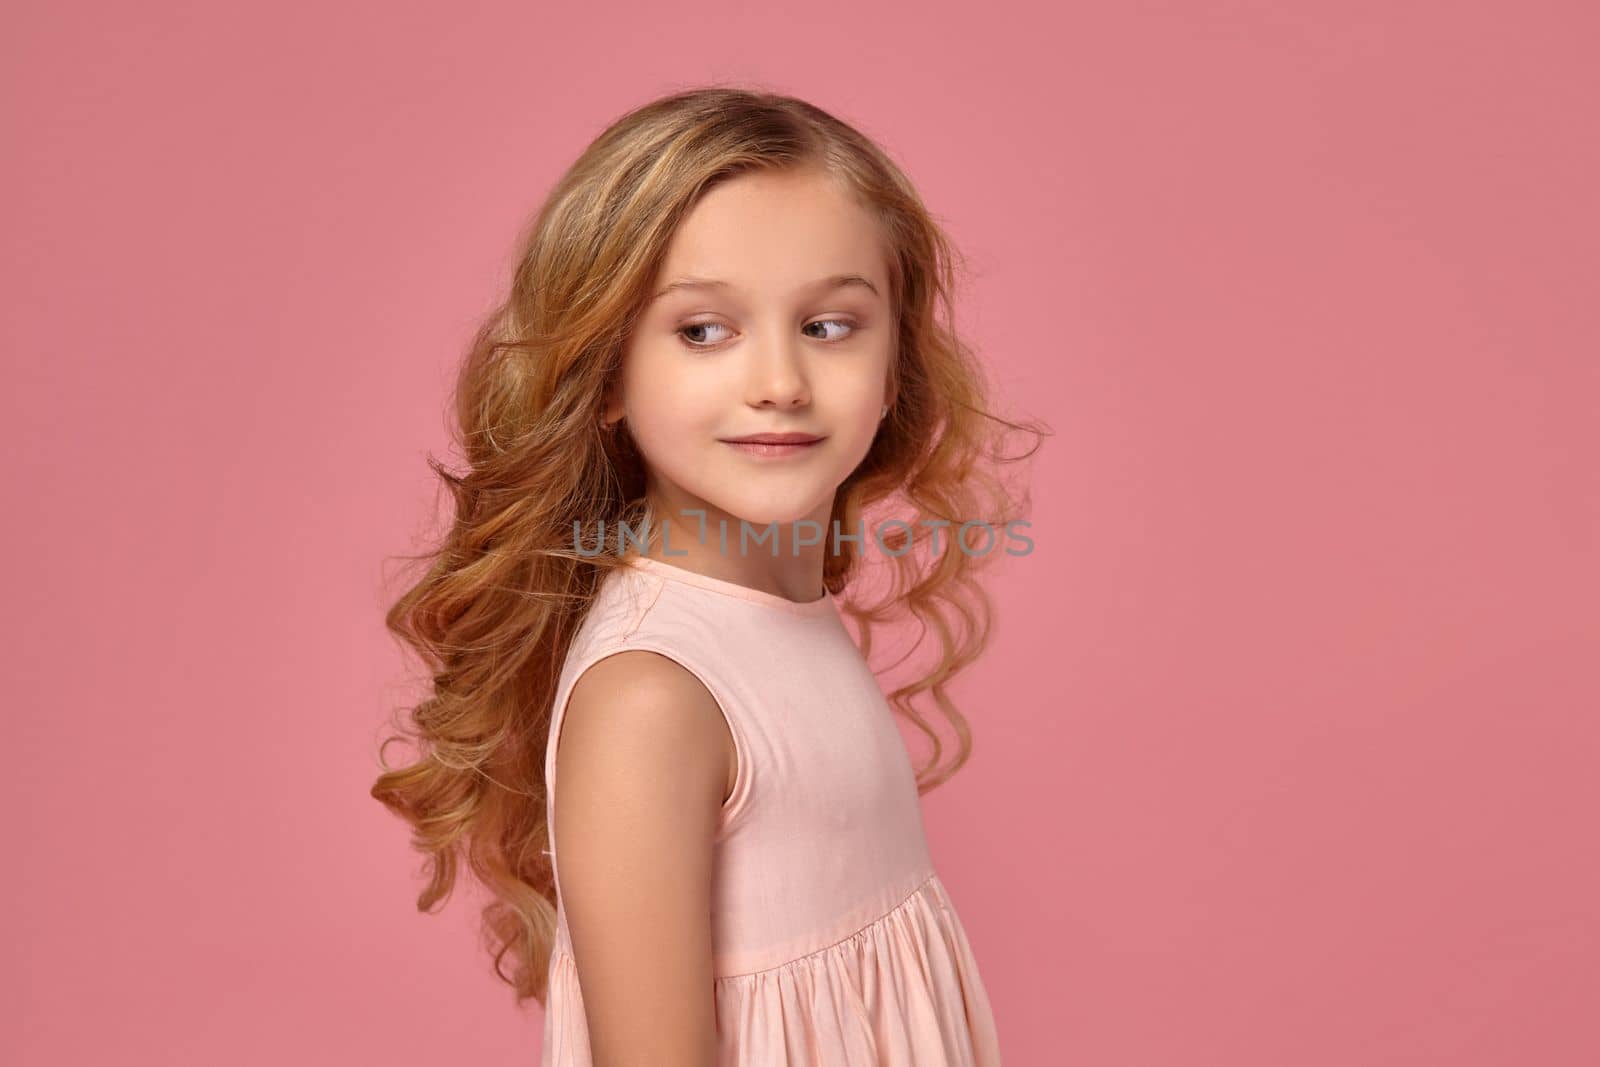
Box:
[720,438,825,458]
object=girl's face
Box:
[608,167,895,532]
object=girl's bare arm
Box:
[552,650,732,1067]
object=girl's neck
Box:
[634,496,830,605]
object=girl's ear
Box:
[600,386,625,426]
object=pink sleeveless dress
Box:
[540,554,1002,1066]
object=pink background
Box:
[6,1,1596,1064]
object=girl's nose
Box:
[746,335,811,409]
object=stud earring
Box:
[880,404,888,420]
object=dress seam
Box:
[547,870,942,982]
[714,870,940,981]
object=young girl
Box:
[373,86,1043,1066]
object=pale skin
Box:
[553,166,896,1064]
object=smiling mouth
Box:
[718,435,826,458]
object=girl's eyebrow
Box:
[650,273,881,303]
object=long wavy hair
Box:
[370,85,1049,1006]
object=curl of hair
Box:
[370,84,1051,1008]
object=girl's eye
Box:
[678,321,733,347]
[804,319,856,342]
[676,319,857,350]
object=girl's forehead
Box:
[663,171,882,253]
[646,272,885,311]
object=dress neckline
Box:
[626,555,836,617]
